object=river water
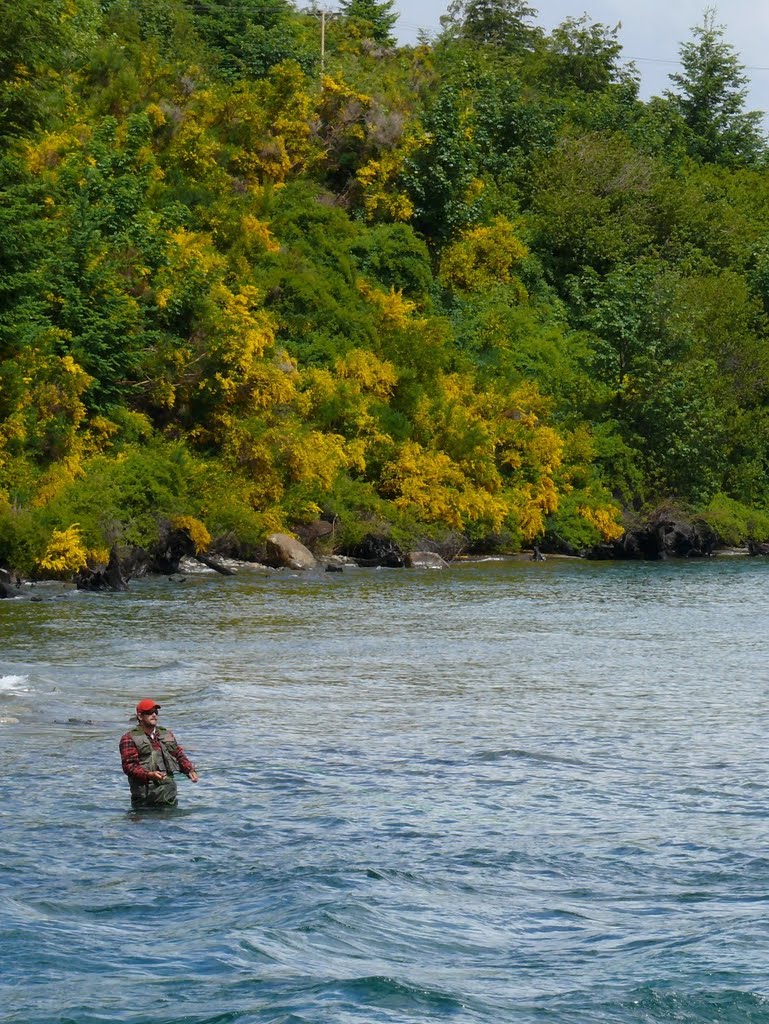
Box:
[2,557,769,1024]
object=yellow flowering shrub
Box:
[510,488,545,541]
[0,349,92,465]
[172,115,225,176]
[439,217,529,294]
[279,430,350,489]
[31,459,83,508]
[206,283,276,374]
[357,281,417,328]
[389,369,574,542]
[356,126,428,222]
[577,505,625,541]
[22,125,89,178]
[38,524,88,575]
[336,349,398,398]
[382,440,508,533]
[152,228,288,420]
[215,67,320,183]
[170,515,211,554]
[317,74,371,142]
[218,421,285,505]
[241,215,281,254]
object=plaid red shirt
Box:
[119,727,195,783]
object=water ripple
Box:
[4,559,769,1022]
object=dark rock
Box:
[747,541,769,556]
[580,543,617,560]
[612,528,660,560]
[346,533,404,568]
[295,519,336,549]
[117,546,152,580]
[150,525,197,574]
[209,531,239,558]
[76,547,128,592]
[325,564,344,573]
[650,512,717,558]
[581,509,717,560]
[0,568,24,596]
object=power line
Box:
[391,20,769,73]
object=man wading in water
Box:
[120,699,199,808]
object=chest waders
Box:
[129,726,182,807]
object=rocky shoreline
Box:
[1,510,767,600]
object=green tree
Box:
[542,16,638,95]
[528,133,665,280]
[0,0,98,137]
[440,0,541,53]
[337,0,398,45]
[621,359,729,504]
[0,156,50,363]
[402,56,553,243]
[568,261,681,391]
[401,84,484,243]
[185,0,316,78]
[665,8,766,166]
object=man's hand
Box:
[146,770,167,782]
[189,770,199,783]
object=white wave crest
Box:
[0,675,29,693]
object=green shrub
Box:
[701,493,769,546]
[544,491,607,552]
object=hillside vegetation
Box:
[4,0,769,574]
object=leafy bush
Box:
[544,489,624,552]
[701,494,769,546]
[37,524,89,576]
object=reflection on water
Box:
[2,557,769,1023]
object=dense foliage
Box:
[2,0,769,573]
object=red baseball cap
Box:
[136,699,161,714]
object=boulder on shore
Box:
[405,551,449,569]
[0,567,23,597]
[652,512,717,557]
[295,518,336,549]
[76,547,128,592]
[577,509,717,560]
[346,533,405,568]
[265,533,316,570]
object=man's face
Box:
[141,708,159,729]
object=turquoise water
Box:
[2,557,769,1024]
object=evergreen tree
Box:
[543,16,638,95]
[185,0,315,77]
[666,8,765,166]
[440,0,540,53]
[337,0,398,45]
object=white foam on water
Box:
[0,675,29,694]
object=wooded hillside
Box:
[3,0,769,573]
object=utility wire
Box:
[392,18,769,72]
